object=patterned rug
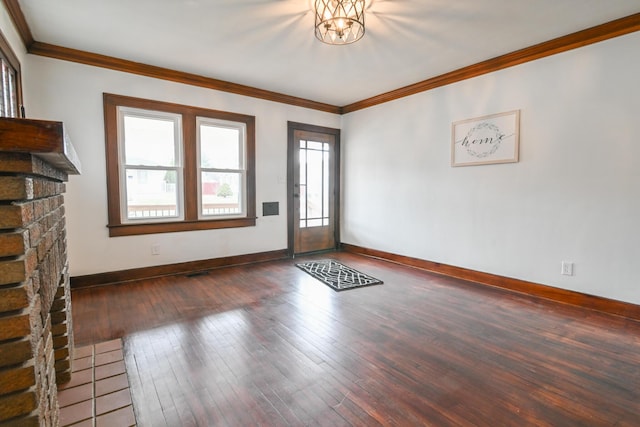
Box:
[296,259,383,291]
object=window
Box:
[0,30,22,118]
[197,117,247,218]
[104,94,256,236]
[120,108,183,222]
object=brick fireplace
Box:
[0,118,80,426]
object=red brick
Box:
[0,248,38,285]
[0,202,33,229]
[0,229,28,257]
[0,363,36,396]
[0,313,30,341]
[0,389,37,421]
[0,338,33,368]
[0,286,30,313]
[0,414,39,427]
[0,176,34,201]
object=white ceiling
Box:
[17,0,640,106]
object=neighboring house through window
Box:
[104,93,256,237]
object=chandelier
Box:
[314,0,365,45]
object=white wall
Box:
[21,57,340,276]
[342,32,640,305]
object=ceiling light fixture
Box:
[314,0,365,45]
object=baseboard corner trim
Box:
[341,243,640,322]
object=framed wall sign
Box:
[451,110,520,167]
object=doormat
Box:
[296,259,383,291]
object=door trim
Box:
[287,121,341,257]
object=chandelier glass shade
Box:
[314,0,365,45]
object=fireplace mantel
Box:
[0,117,81,175]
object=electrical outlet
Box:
[151,244,160,255]
[561,261,574,276]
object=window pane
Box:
[201,172,242,216]
[299,149,306,186]
[299,185,307,220]
[124,115,177,166]
[323,150,329,218]
[7,67,16,117]
[0,60,7,117]
[307,140,324,151]
[307,219,323,227]
[306,149,324,220]
[125,169,179,219]
[200,124,240,169]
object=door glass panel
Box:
[306,148,324,226]
[299,187,307,224]
[307,140,324,151]
[298,139,331,229]
[307,219,323,227]
[299,148,306,186]
[323,148,329,218]
[299,144,307,226]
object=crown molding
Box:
[342,13,640,113]
[2,0,33,48]
[2,0,639,115]
[27,41,342,114]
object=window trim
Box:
[0,29,23,117]
[104,93,256,237]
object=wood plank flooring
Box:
[71,253,640,426]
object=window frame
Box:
[118,107,185,223]
[0,29,23,118]
[104,93,256,237]
[196,116,247,220]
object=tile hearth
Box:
[58,339,136,427]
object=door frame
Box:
[287,121,341,257]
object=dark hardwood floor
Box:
[71,252,640,426]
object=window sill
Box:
[107,217,257,237]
